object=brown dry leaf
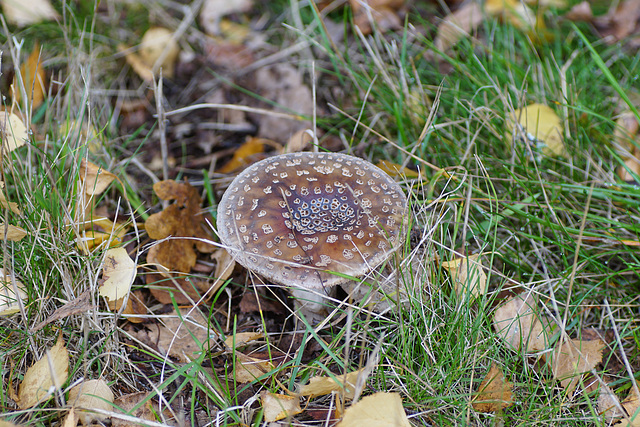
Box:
[472,363,514,413]
[68,379,114,426]
[113,391,175,426]
[0,223,27,241]
[145,272,211,305]
[261,392,302,422]
[146,180,214,275]
[0,270,26,316]
[485,0,538,30]
[61,408,78,427]
[1,0,58,26]
[598,383,626,422]
[0,181,20,215]
[234,352,275,383]
[551,338,605,395]
[0,111,28,153]
[442,253,488,299]
[594,0,640,46]
[253,63,313,140]
[350,0,405,35]
[31,289,93,332]
[210,248,236,295]
[376,160,423,179]
[565,1,593,21]
[493,293,552,353]
[284,129,313,153]
[133,308,213,363]
[337,392,411,427]
[99,248,136,308]
[298,369,364,399]
[621,383,640,426]
[79,159,116,196]
[217,137,266,173]
[434,2,484,52]
[17,335,69,409]
[12,43,47,109]
[507,103,566,156]
[224,331,263,349]
[200,0,254,35]
[613,112,640,181]
[78,218,129,252]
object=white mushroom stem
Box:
[290,286,335,324]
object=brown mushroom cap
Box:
[217,152,408,289]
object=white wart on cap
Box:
[217,152,408,289]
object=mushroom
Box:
[217,152,408,317]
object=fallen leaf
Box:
[133,308,213,363]
[337,392,411,427]
[350,0,405,35]
[434,2,484,52]
[234,352,275,383]
[442,253,488,299]
[507,103,566,156]
[284,129,313,153]
[0,182,20,215]
[61,407,78,427]
[551,338,605,395]
[68,379,114,425]
[376,160,423,179]
[0,270,26,316]
[17,335,69,409]
[0,223,27,241]
[261,392,302,422]
[112,392,175,427]
[217,137,266,173]
[613,111,640,181]
[485,0,538,30]
[0,111,28,154]
[210,248,236,295]
[224,331,263,349]
[31,289,93,332]
[472,363,514,413]
[594,0,640,45]
[79,159,116,196]
[493,293,552,353]
[12,43,47,109]
[99,247,136,308]
[621,383,640,426]
[565,1,593,21]
[200,0,254,35]
[145,272,211,305]
[253,63,313,140]
[598,383,626,422]
[145,180,214,275]
[299,369,364,399]
[0,0,58,26]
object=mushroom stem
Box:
[290,286,334,324]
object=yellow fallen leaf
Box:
[79,159,116,195]
[260,392,302,422]
[508,103,566,156]
[12,43,47,109]
[234,352,274,383]
[434,2,484,52]
[376,160,423,179]
[0,111,28,153]
[298,369,364,399]
[493,293,552,353]
[217,137,266,173]
[1,0,58,27]
[0,181,20,215]
[337,392,411,427]
[17,335,69,409]
[485,0,537,30]
[472,363,514,413]
[68,379,114,425]
[442,253,488,299]
[224,331,263,349]
[99,247,136,306]
[139,27,180,78]
[0,223,28,241]
[0,269,26,316]
[551,338,605,395]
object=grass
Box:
[0,0,639,425]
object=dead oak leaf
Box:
[472,363,514,413]
[146,180,214,274]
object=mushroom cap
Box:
[217,152,408,289]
